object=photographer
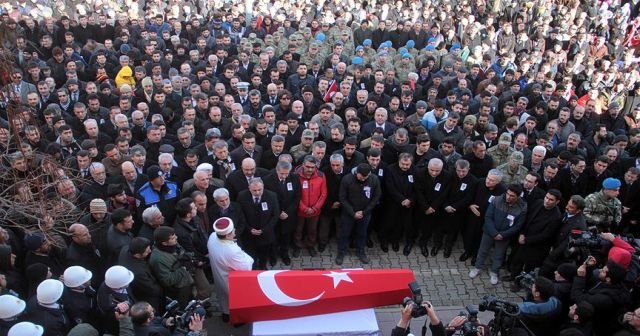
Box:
[571,257,631,336]
[392,300,488,336]
[130,301,205,336]
[558,302,595,336]
[391,300,445,336]
[553,263,578,315]
[615,307,640,336]
[514,276,563,336]
[149,227,194,308]
[172,198,211,302]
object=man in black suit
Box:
[539,195,587,278]
[225,158,269,201]
[78,162,109,210]
[237,178,280,270]
[361,108,397,138]
[263,161,301,266]
[521,172,546,208]
[108,161,148,197]
[230,132,263,167]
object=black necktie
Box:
[562,214,568,223]
[254,197,260,205]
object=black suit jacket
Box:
[208,202,247,237]
[263,172,301,219]
[229,145,263,168]
[107,174,149,196]
[237,189,280,246]
[224,168,269,201]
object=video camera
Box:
[164,298,209,331]
[478,295,520,315]
[402,281,430,318]
[513,270,537,292]
[458,305,481,336]
[568,230,607,249]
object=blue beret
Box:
[316,32,325,42]
[355,45,364,52]
[351,56,363,65]
[602,178,621,190]
[363,39,372,46]
[406,40,415,48]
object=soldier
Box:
[496,151,528,185]
[487,133,514,168]
[584,178,623,232]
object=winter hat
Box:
[24,233,45,251]
[575,301,595,321]
[608,246,632,270]
[90,199,107,214]
[556,263,577,281]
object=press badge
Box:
[488,195,495,203]
[408,175,414,183]
[507,214,515,227]
[434,183,441,191]
[303,181,309,189]
[460,183,467,191]
[378,170,384,177]
[364,186,371,199]
[261,202,269,211]
[287,182,293,191]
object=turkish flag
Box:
[323,80,338,102]
[229,269,415,323]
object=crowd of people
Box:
[0,0,640,334]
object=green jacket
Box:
[149,246,194,290]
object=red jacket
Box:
[296,166,327,217]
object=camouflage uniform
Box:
[583,191,622,230]
[487,146,514,168]
[496,163,529,185]
[395,58,417,82]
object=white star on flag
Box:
[323,271,354,289]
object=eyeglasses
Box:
[280,97,290,100]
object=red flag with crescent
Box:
[323,80,338,102]
[229,269,415,323]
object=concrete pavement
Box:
[203,240,525,335]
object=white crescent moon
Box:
[257,270,325,307]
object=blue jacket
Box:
[483,194,527,239]
[136,181,180,223]
[518,297,561,315]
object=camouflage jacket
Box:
[583,191,622,228]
